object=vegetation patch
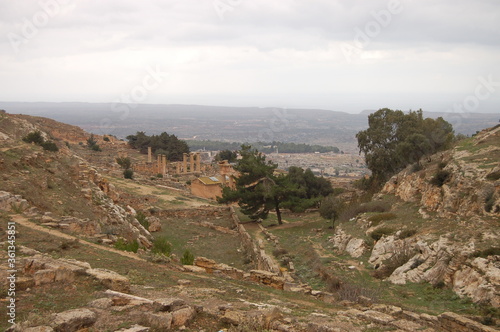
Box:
[370,227,395,241]
[114,238,139,253]
[368,212,397,224]
[430,169,451,187]
[151,236,172,256]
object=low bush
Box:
[123,169,134,179]
[484,190,497,213]
[151,236,172,256]
[356,201,391,214]
[411,162,423,173]
[272,248,289,258]
[368,212,397,224]
[399,229,417,239]
[472,247,500,258]
[486,170,500,181]
[370,227,394,241]
[430,170,451,187]
[136,211,149,229]
[41,141,59,152]
[22,130,44,144]
[114,238,139,253]
[180,249,195,265]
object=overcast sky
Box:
[1,0,499,113]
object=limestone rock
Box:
[147,216,162,232]
[249,270,286,289]
[117,325,150,332]
[51,308,97,332]
[171,307,196,327]
[86,268,130,292]
[345,238,368,258]
[34,269,56,286]
[141,312,172,330]
[22,327,54,332]
[439,312,498,332]
[154,298,187,312]
[358,310,395,325]
[221,310,246,325]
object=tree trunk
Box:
[275,201,283,225]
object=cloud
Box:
[0,0,499,112]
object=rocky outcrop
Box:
[368,234,500,307]
[0,191,29,212]
[382,126,500,219]
[21,254,131,293]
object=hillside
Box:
[1,110,499,331]
[3,102,499,154]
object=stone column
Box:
[196,152,201,173]
[148,147,152,163]
[157,155,161,174]
[162,155,167,175]
[190,153,195,173]
[176,162,181,174]
[182,153,188,173]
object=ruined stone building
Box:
[190,160,237,200]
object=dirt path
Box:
[10,214,146,262]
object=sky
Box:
[1,0,500,113]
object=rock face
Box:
[368,234,500,307]
[382,126,500,219]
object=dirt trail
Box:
[10,214,146,261]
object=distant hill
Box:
[1,102,498,153]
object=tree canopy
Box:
[356,108,454,185]
[218,145,334,223]
[126,131,189,162]
[214,149,238,163]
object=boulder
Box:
[154,298,187,312]
[345,238,368,258]
[86,268,130,292]
[171,307,196,327]
[148,217,162,232]
[141,312,172,330]
[51,308,97,332]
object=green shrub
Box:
[399,229,417,239]
[438,161,447,170]
[116,157,131,169]
[103,136,110,142]
[370,227,394,241]
[472,247,500,258]
[151,236,171,256]
[486,170,500,181]
[180,249,195,265]
[411,163,423,173]
[356,201,391,214]
[430,170,451,187]
[22,131,44,144]
[136,211,149,229]
[123,169,134,179]
[114,238,139,253]
[484,190,496,213]
[91,144,102,152]
[368,212,397,224]
[156,173,163,178]
[41,141,59,152]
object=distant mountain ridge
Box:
[1,102,498,153]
